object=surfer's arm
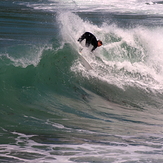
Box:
[78,33,86,42]
[78,32,90,43]
[91,45,97,52]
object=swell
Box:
[1,11,163,135]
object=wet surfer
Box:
[78,32,102,52]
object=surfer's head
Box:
[97,40,103,47]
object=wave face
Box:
[1,0,163,162]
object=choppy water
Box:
[1,0,163,162]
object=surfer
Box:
[78,32,102,52]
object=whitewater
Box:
[1,0,163,162]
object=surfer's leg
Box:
[85,39,91,47]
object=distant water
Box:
[1,0,163,162]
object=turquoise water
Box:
[1,0,163,162]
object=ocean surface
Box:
[1,0,163,162]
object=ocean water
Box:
[1,0,163,162]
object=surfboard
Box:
[78,51,92,70]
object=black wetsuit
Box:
[78,32,98,52]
